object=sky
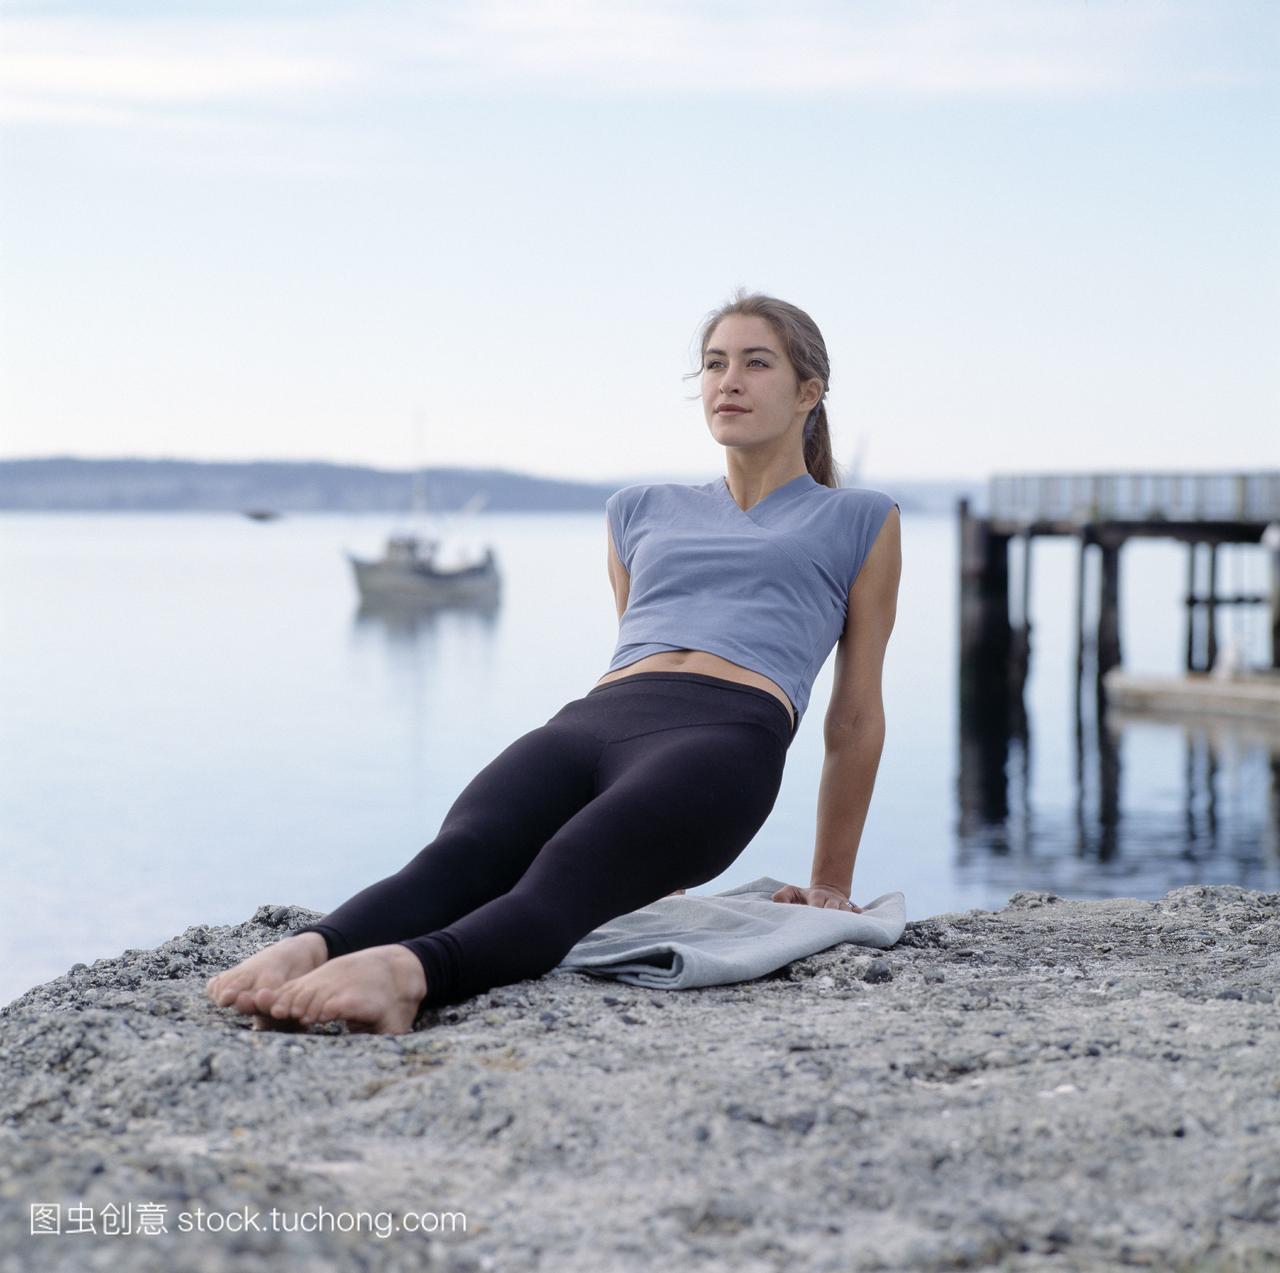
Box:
[0,0,1276,484]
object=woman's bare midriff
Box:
[592,650,795,731]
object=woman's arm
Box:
[606,516,630,621]
[809,507,902,899]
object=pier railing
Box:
[989,471,1280,525]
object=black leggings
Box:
[289,671,795,1009]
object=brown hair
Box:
[684,287,841,489]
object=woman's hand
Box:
[771,882,863,912]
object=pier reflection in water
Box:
[957,688,1280,900]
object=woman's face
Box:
[701,314,822,452]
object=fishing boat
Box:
[347,530,501,605]
[345,474,501,606]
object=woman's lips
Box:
[717,407,748,413]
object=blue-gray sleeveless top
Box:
[605,472,899,726]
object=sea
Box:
[1,508,1276,1007]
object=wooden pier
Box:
[958,471,1280,713]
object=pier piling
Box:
[958,497,1017,706]
[1097,535,1123,678]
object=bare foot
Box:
[206,933,330,1027]
[253,945,428,1036]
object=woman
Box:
[205,289,902,1035]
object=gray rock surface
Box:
[2,884,1278,1272]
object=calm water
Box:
[1,509,1276,1006]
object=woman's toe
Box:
[316,993,351,1024]
[268,983,296,1016]
[301,988,336,1025]
[286,981,320,1021]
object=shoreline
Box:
[2,884,1278,1271]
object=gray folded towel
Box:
[553,875,906,990]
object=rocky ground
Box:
[1,883,1278,1273]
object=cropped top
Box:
[605,471,899,727]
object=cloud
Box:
[0,0,1269,128]
[0,16,358,124]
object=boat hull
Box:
[347,554,501,605]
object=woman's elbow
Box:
[823,708,886,750]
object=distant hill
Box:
[0,457,980,514]
[0,458,616,513]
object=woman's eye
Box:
[704,359,767,369]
